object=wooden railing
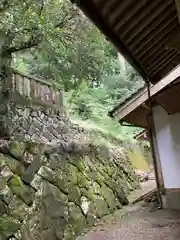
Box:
[11,70,63,109]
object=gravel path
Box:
[77,202,180,240]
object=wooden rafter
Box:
[73,0,180,84]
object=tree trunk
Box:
[0,31,13,82]
[0,32,13,139]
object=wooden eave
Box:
[134,130,148,141]
[73,0,180,84]
[109,65,180,128]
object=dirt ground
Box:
[77,181,180,240]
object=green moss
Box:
[81,188,95,201]
[4,155,24,176]
[38,166,69,193]
[68,202,86,235]
[38,166,56,182]
[0,200,6,216]
[0,153,5,169]
[94,171,105,185]
[105,179,116,190]
[107,166,116,177]
[56,177,69,194]
[75,159,85,172]
[94,196,110,218]
[93,182,101,195]
[77,172,90,189]
[68,186,81,205]
[0,177,6,191]
[10,141,26,160]
[8,196,29,222]
[26,142,45,155]
[0,215,20,239]
[63,224,76,240]
[66,164,78,185]
[8,175,35,205]
[100,184,119,210]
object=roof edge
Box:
[108,85,146,118]
[109,65,180,121]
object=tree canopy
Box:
[0,0,144,137]
[0,0,114,90]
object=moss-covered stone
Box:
[100,184,119,210]
[0,177,6,191]
[42,181,68,219]
[94,171,105,185]
[55,176,69,194]
[66,164,78,185]
[10,141,26,160]
[42,180,68,203]
[80,188,94,201]
[105,179,117,190]
[106,166,116,177]
[38,166,68,193]
[0,153,5,170]
[3,155,24,176]
[0,165,13,182]
[93,182,101,195]
[23,152,34,165]
[114,183,129,205]
[48,154,68,171]
[77,172,90,189]
[8,175,35,205]
[86,213,95,226]
[30,174,42,190]
[0,200,6,216]
[22,155,41,183]
[94,196,110,218]
[74,159,85,172]
[26,142,45,155]
[0,215,20,240]
[68,186,81,205]
[0,185,13,205]
[100,170,111,181]
[38,166,56,182]
[63,224,76,240]
[68,202,86,234]
[8,196,29,222]
[0,136,139,239]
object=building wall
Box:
[152,134,164,187]
[153,105,180,208]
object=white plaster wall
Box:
[153,135,164,186]
[153,106,180,189]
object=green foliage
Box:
[65,52,144,139]
[0,0,143,141]
[7,0,114,90]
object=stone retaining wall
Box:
[0,70,66,143]
[0,71,139,239]
[0,140,139,240]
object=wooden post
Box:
[175,0,180,23]
[146,81,163,208]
